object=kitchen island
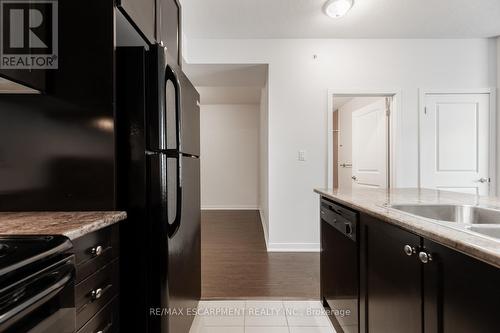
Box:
[315,188,500,333]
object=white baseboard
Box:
[267,242,320,252]
[201,206,260,210]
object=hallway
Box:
[201,210,320,299]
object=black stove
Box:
[0,235,75,333]
[0,236,72,276]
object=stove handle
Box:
[0,272,72,327]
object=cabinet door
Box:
[118,0,155,43]
[360,214,422,333]
[423,239,500,333]
[158,0,181,66]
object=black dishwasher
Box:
[320,198,359,333]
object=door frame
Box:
[418,88,497,196]
[326,89,402,189]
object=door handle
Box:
[477,177,490,183]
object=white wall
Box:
[497,37,500,196]
[337,97,384,190]
[259,81,269,244]
[200,104,260,209]
[197,86,262,104]
[188,38,496,251]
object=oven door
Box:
[0,256,76,333]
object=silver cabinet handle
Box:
[477,177,490,183]
[403,245,416,256]
[418,251,433,264]
[351,176,357,181]
[91,288,103,300]
[91,245,103,257]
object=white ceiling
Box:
[180,0,500,39]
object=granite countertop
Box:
[314,187,500,269]
[0,211,127,240]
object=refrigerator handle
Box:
[165,65,182,238]
[167,151,182,238]
[165,65,182,152]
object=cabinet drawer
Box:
[77,297,119,333]
[76,259,119,330]
[74,224,119,283]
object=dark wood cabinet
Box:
[157,0,182,66]
[1,0,115,105]
[74,224,119,283]
[117,0,182,64]
[117,0,156,44]
[73,223,120,333]
[423,239,500,333]
[320,196,500,333]
[360,214,422,333]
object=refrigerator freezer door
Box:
[165,62,201,155]
[147,45,199,157]
[162,155,201,333]
[165,67,180,152]
[146,45,167,152]
[178,70,200,157]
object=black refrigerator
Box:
[116,45,201,333]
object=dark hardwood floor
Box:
[201,210,320,300]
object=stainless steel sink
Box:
[387,204,500,240]
[389,204,500,225]
[466,226,500,239]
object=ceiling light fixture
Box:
[324,0,354,18]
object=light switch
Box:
[298,150,306,161]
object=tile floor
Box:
[189,300,336,333]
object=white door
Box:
[352,99,388,188]
[421,93,490,195]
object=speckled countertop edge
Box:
[314,188,500,269]
[0,211,127,240]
